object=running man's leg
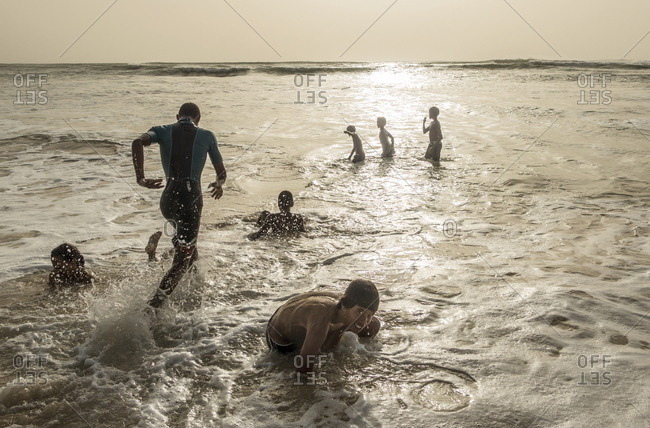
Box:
[148,243,198,308]
[149,180,203,308]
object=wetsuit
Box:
[147,118,223,246]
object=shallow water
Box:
[0,61,649,427]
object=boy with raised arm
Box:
[423,106,443,161]
[266,279,381,372]
[344,125,365,163]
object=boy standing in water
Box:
[248,190,305,240]
[49,243,96,287]
[423,106,443,161]
[344,125,365,163]
[266,279,381,372]
[131,102,227,309]
[377,117,395,158]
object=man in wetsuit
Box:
[131,102,226,308]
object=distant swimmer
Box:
[266,279,381,372]
[344,125,365,163]
[49,243,96,288]
[131,102,227,309]
[423,106,443,161]
[248,191,306,241]
[377,116,395,158]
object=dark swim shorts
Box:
[265,325,296,354]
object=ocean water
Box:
[0,60,649,427]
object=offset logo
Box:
[294,74,327,105]
[13,354,48,385]
[14,73,48,105]
[577,73,612,105]
[577,354,612,386]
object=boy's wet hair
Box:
[346,125,356,133]
[377,117,387,127]
[339,279,379,312]
[429,106,440,118]
[178,102,201,119]
[51,243,85,266]
[278,190,294,210]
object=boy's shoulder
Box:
[286,292,338,307]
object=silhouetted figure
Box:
[344,125,365,163]
[49,243,96,288]
[248,191,305,240]
[423,106,443,161]
[377,117,395,158]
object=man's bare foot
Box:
[145,231,163,261]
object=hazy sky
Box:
[1,0,648,63]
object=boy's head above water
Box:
[429,106,440,119]
[346,125,356,133]
[337,279,380,333]
[338,279,379,312]
[278,190,294,211]
[51,243,85,271]
[376,117,387,128]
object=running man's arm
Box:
[131,133,164,189]
[208,161,227,199]
[208,133,227,199]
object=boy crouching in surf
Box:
[266,279,381,372]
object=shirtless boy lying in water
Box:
[266,279,381,372]
[248,190,305,241]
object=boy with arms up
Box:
[266,279,381,372]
